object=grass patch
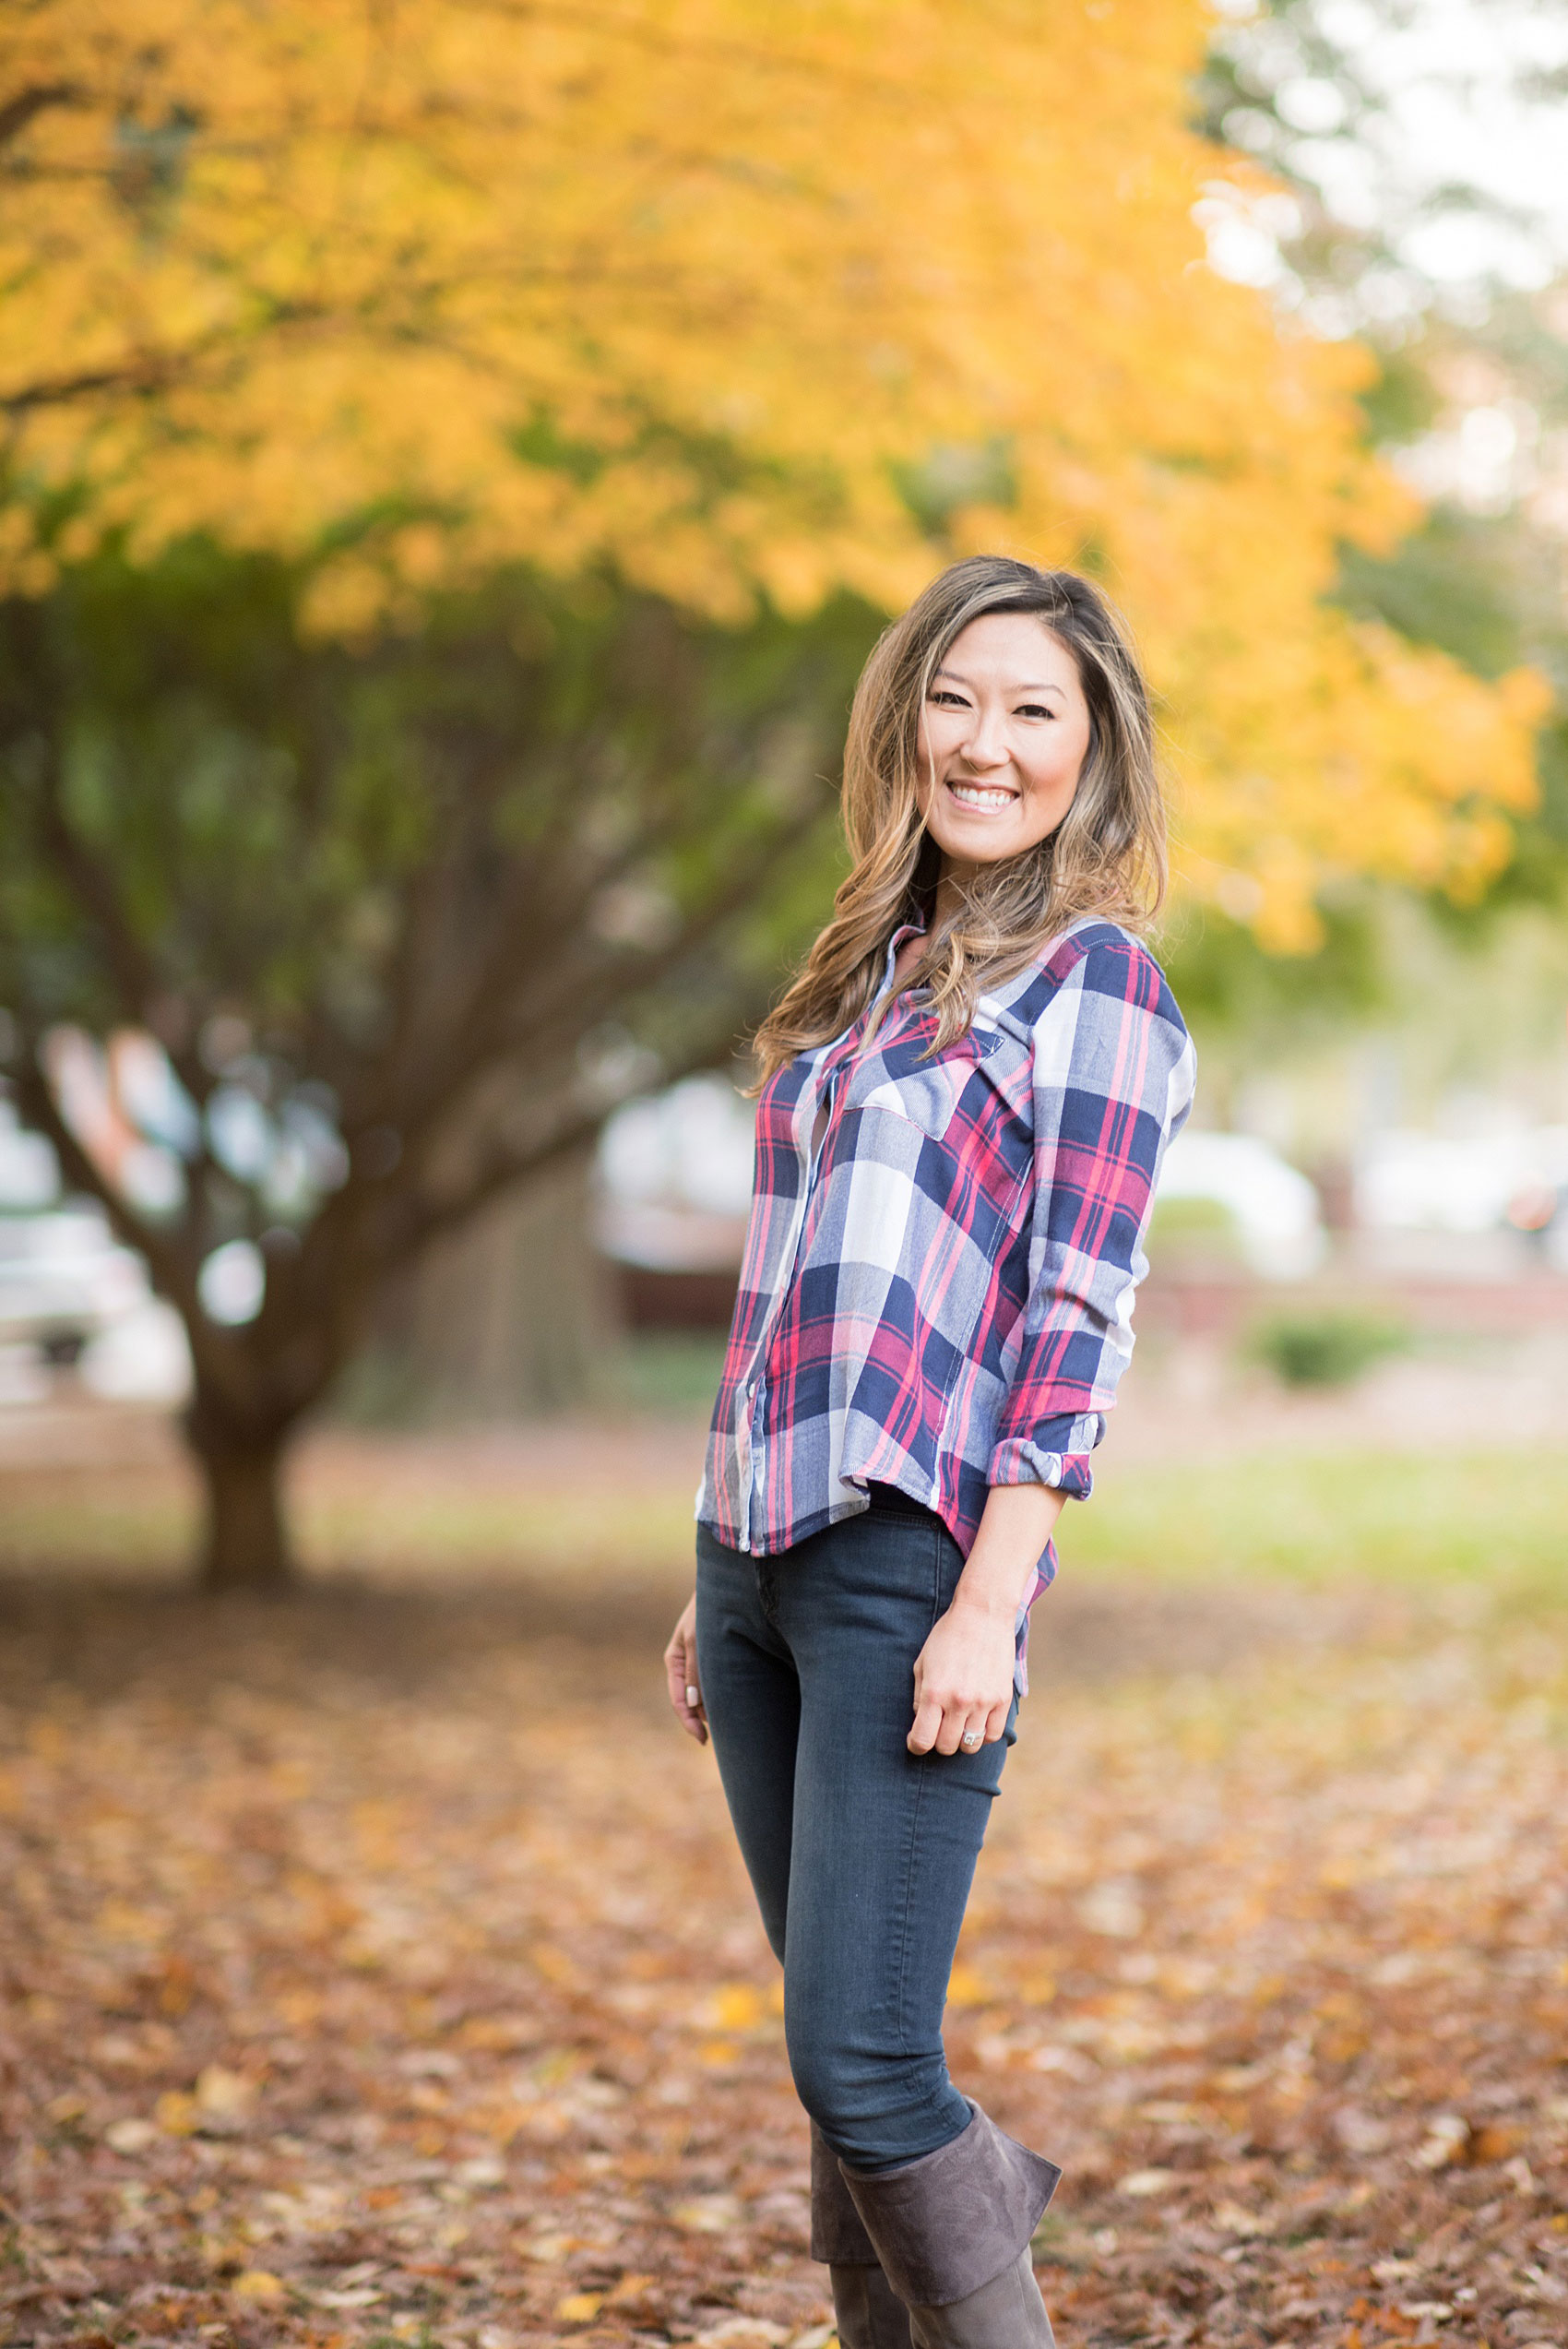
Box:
[603,1331,731,1414]
[4,1420,1565,1604]
[1248,1307,1410,1389]
[1068,1445,1568,1592]
[0,1475,197,1578]
[296,1478,699,1586]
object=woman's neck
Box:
[932,857,975,932]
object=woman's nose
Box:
[960,707,1011,768]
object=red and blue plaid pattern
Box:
[698,917,1194,1679]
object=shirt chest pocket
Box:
[854,1025,1017,1142]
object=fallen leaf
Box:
[672,2194,744,2233]
[605,2272,659,2305]
[231,2270,287,2304]
[554,2291,604,2321]
[1411,2115,1469,2170]
[196,2064,256,2128]
[1212,2200,1272,2236]
[705,1984,768,2032]
[520,2232,581,2263]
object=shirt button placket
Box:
[743,1055,827,1556]
[747,1377,767,1551]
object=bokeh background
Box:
[2,6,1567,2349]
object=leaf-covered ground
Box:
[2,1421,1567,2349]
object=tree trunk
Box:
[363,1152,621,1421]
[186,1411,295,1592]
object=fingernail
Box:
[685,1686,700,1708]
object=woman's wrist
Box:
[950,1480,1066,1620]
[949,1557,1034,1622]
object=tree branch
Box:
[0,303,329,418]
[350,791,691,1142]
[392,985,771,1258]
[33,775,160,1022]
[27,748,217,1115]
[491,798,832,1055]
[0,83,81,148]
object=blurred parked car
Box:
[0,1202,191,1402]
[1150,1129,1326,1281]
[1504,1175,1568,1270]
[1354,1124,1568,1274]
[1355,1125,1568,1237]
[0,1206,147,1362]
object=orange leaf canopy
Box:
[0,0,1545,937]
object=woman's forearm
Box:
[950,1482,1065,1620]
[908,1483,1064,1754]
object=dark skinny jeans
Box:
[695,1491,1017,2171]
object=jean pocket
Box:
[926,1516,968,1627]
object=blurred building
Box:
[595,1076,754,1329]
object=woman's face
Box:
[915,611,1091,881]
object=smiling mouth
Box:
[945,780,1018,813]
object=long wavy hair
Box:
[752,555,1166,1084]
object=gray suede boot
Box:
[837,2104,1059,2349]
[811,2124,913,2349]
[904,2248,1054,2348]
[830,2260,918,2349]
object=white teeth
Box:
[948,782,1016,810]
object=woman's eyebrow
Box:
[932,666,1066,696]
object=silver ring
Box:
[961,1730,981,1749]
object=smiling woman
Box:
[754,555,1166,1071]
[664,558,1194,2349]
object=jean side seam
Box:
[892,1519,946,2060]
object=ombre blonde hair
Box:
[752,555,1167,1084]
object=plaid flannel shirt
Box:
[697,917,1194,1685]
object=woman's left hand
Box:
[908,1597,1016,1756]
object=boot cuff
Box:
[839,2103,1061,2307]
[811,2121,881,2264]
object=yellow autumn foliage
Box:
[0,0,1545,938]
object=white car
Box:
[1356,1126,1568,1237]
[0,1202,191,1401]
[0,1206,148,1362]
[1152,1129,1326,1281]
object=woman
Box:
[663,555,1195,2349]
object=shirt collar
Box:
[877,917,928,996]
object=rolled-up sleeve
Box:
[989,937,1195,1498]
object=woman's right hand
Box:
[664,1593,707,1745]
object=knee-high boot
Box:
[811,2123,912,2349]
[837,2103,1060,2349]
